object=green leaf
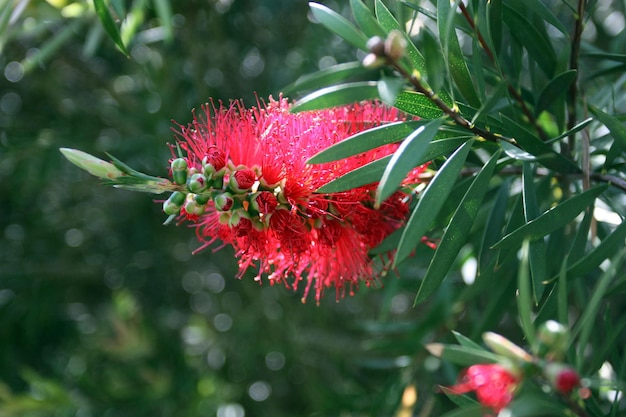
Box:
[536,70,577,115]
[93,0,130,56]
[478,178,510,273]
[492,185,609,250]
[589,105,626,153]
[486,0,503,56]
[426,344,501,366]
[394,90,445,119]
[395,140,474,266]
[437,0,481,107]
[350,0,386,38]
[517,240,537,345]
[439,404,486,417]
[501,115,580,173]
[522,163,546,301]
[308,120,425,164]
[290,82,379,112]
[376,118,444,206]
[415,150,501,304]
[152,0,174,42]
[421,28,446,94]
[377,76,404,106]
[374,0,426,74]
[560,219,626,282]
[309,2,369,50]
[502,4,556,77]
[317,137,468,193]
[282,62,373,96]
[452,331,483,350]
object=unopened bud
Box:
[171,158,188,185]
[362,53,386,69]
[184,198,205,216]
[366,36,385,56]
[188,173,208,193]
[60,148,125,179]
[162,191,186,215]
[250,191,278,215]
[544,363,580,394]
[535,321,570,360]
[483,332,533,362]
[214,192,234,211]
[385,30,407,60]
[229,169,256,192]
[202,147,226,176]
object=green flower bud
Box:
[194,193,210,205]
[188,173,208,193]
[483,332,533,362]
[162,191,186,215]
[366,36,385,56]
[184,198,205,216]
[362,53,386,69]
[60,148,125,179]
[534,320,570,360]
[171,158,188,185]
[214,192,234,211]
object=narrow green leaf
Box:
[523,163,546,301]
[422,28,445,94]
[437,0,481,107]
[317,137,468,193]
[492,185,609,250]
[439,387,480,410]
[438,404,485,417]
[376,118,444,206]
[308,121,425,164]
[427,344,501,365]
[501,115,580,173]
[290,82,379,112]
[350,0,386,37]
[395,140,474,265]
[560,219,626,282]
[282,62,373,96]
[589,105,626,153]
[572,251,624,355]
[415,150,501,304]
[374,0,426,74]
[536,70,577,115]
[21,19,85,73]
[470,82,507,126]
[502,4,556,76]
[452,331,483,350]
[394,90,445,119]
[478,178,510,273]
[93,0,130,56]
[582,52,626,63]
[152,0,174,42]
[547,117,593,144]
[501,141,538,161]
[486,0,503,56]
[518,240,537,345]
[377,76,404,106]
[309,2,369,50]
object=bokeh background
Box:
[3,0,626,416]
[1,1,447,416]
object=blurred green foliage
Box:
[2,0,626,416]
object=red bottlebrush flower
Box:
[449,364,521,414]
[171,96,428,302]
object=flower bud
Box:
[385,30,407,60]
[229,169,256,192]
[162,191,186,215]
[184,198,205,216]
[60,148,125,179]
[187,173,208,193]
[171,158,188,185]
[544,363,580,394]
[483,332,533,362]
[534,320,570,360]
[366,36,385,56]
[202,147,226,176]
[214,192,234,211]
[362,53,386,69]
[194,193,210,205]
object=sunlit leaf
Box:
[438,0,481,107]
[395,139,474,266]
[309,2,369,50]
[589,105,626,152]
[394,90,445,119]
[282,62,373,95]
[415,150,501,304]
[376,119,443,207]
[291,82,379,112]
[350,0,386,38]
[308,120,425,164]
[491,185,609,250]
[93,0,130,56]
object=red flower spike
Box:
[450,364,520,414]
[171,96,429,302]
